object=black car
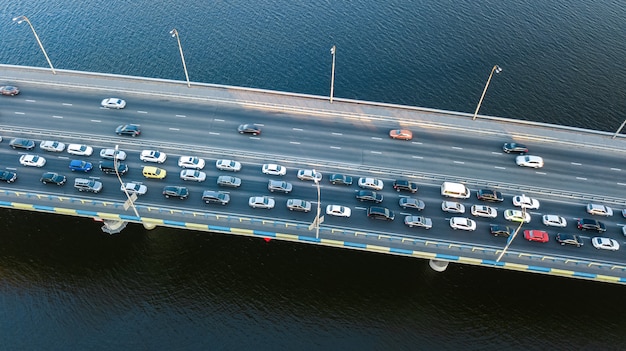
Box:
[9,138,36,150]
[392,179,418,193]
[237,124,261,135]
[555,233,583,247]
[40,172,66,185]
[329,173,353,186]
[476,189,504,202]
[99,161,128,175]
[367,206,395,221]
[577,218,606,232]
[0,170,17,183]
[162,186,189,199]
[355,190,383,203]
[115,124,141,137]
[489,224,513,237]
[202,190,230,205]
[502,142,528,154]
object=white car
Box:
[216,159,242,172]
[441,201,465,214]
[179,169,206,182]
[542,215,567,228]
[67,144,93,156]
[586,203,613,217]
[449,217,476,231]
[262,163,286,176]
[504,209,531,223]
[19,154,46,167]
[470,205,497,218]
[512,195,540,210]
[404,216,433,229]
[591,237,620,251]
[326,205,351,217]
[99,148,127,160]
[297,169,322,182]
[515,155,544,168]
[140,150,167,163]
[101,98,126,109]
[178,156,206,169]
[249,196,275,209]
[120,182,147,195]
[40,140,65,152]
[357,177,384,190]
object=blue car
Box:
[69,160,93,172]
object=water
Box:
[2,1,626,349]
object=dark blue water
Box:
[2,1,626,349]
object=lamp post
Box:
[313,169,322,239]
[170,28,191,88]
[13,15,56,75]
[496,207,526,262]
[329,45,336,103]
[472,65,502,120]
[115,145,140,219]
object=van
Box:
[74,178,103,193]
[99,160,128,175]
[440,182,470,199]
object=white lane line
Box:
[576,177,587,180]
[25,99,36,103]
[491,152,501,155]
[332,132,343,136]
[6,167,17,171]
[571,162,582,166]
[137,110,148,114]
[290,141,301,145]
[91,119,101,123]
[330,146,341,149]
[411,141,423,145]
[292,128,303,131]
[611,168,621,171]
[618,182,626,186]
[214,118,224,122]
[52,115,63,119]
[57,156,69,160]
[209,132,220,135]
[15,112,25,115]
[250,136,261,140]
[454,161,464,164]
[412,155,423,159]
[535,172,547,175]
[371,151,382,154]
[62,103,72,106]
[175,114,186,118]
[494,166,506,169]
[371,137,382,140]
[354,206,367,210]
[452,146,463,150]
[169,128,180,131]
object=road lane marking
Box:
[491,152,501,155]
[137,110,148,114]
[494,166,506,169]
[290,141,301,145]
[209,132,220,135]
[411,141,423,145]
[25,99,36,103]
[330,146,341,149]
[611,168,621,171]
[169,128,180,131]
[412,155,423,159]
[576,177,587,180]
[175,114,186,118]
[292,128,303,131]
[454,161,464,164]
[452,146,463,150]
[214,118,224,122]
[332,132,343,136]
[371,137,382,140]
[15,112,25,115]
[354,207,367,210]
[91,119,101,123]
[371,151,382,154]
[6,167,17,171]
[52,115,63,119]
[62,103,72,106]
[571,162,582,166]
[618,183,626,186]
[535,172,547,175]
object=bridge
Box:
[2,64,626,285]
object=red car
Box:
[389,129,413,140]
[0,85,20,96]
[523,230,549,243]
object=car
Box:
[329,174,353,186]
[178,156,206,169]
[9,138,35,150]
[142,166,167,179]
[489,224,513,237]
[623,209,626,218]
[19,154,46,167]
[399,197,425,210]
[476,189,504,202]
[216,159,242,172]
[216,175,242,188]
[586,203,613,217]
[358,177,384,190]
[101,98,126,109]
[268,180,293,193]
[249,196,275,209]
[504,209,531,223]
[40,172,66,185]
[404,216,432,229]
[262,163,286,176]
[297,169,322,182]
[367,206,395,221]
[393,180,418,193]
[441,201,465,214]
[238,124,261,135]
[100,148,127,160]
[286,199,312,212]
[502,142,528,154]
[356,190,383,203]
[162,186,189,199]
[179,169,206,182]
[449,217,476,231]
[99,161,128,175]
[389,129,413,140]
[202,191,230,205]
[140,150,167,163]
[591,237,620,251]
[120,182,147,195]
[67,144,93,156]
[0,170,17,183]
[326,205,351,217]
[542,215,567,228]
[470,205,497,218]
[0,85,20,96]
[555,233,583,247]
[576,218,606,232]
[523,230,549,243]
[512,194,540,210]
[74,178,102,193]
[115,124,140,137]
[515,155,544,168]
[40,140,66,152]
[69,160,93,172]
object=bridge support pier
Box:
[429,259,449,272]
[100,219,128,235]
[143,222,157,230]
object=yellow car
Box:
[142,166,167,179]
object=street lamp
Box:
[313,169,322,239]
[472,65,502,120]
[115,145,140,219]
[13,15,56,75]
[496,207,526,262]
[329,45,336,103]
[170,28,191,88]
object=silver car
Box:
[286,199,312,212]
[217,175,242,188]
[404,216,432,229]
[268,180,292,193]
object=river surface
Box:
[1,1,626,350]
